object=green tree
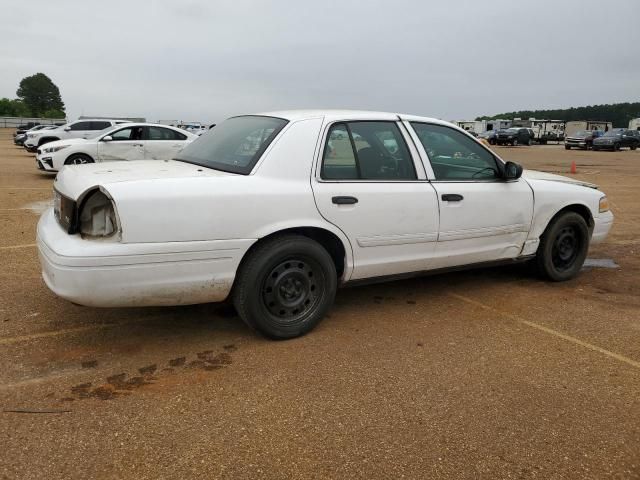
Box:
[16,73,65,117]
[476,102,640,128]
[0,97,32,117]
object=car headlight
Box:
[45,145,69,153]
[28,134,36,138]
[599,196,609,213]
[78,189,118,238]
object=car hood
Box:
[522,169,597,189]
[40,138,90,150]
[54,160,234,200]
[566,135,590,140]
[593,136,618,143]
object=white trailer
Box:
[565,121,612,137]
[629,118,640,131]
[455,119,511,134]
[455,120,485,135]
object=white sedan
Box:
[37,110,613,339]
[35,123,198,172]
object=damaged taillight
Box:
[79,189,118,238]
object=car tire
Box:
[535,212,589,282]
[565,145,570,150]
[65,153,94,165]
[614,143,621,151]
[593,146,599,151]
[631,145,637,151]
[489,139,496,145]
[232,234,337,339]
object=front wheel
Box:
[631,145,637,151]
[232,234,337,339]
[535,212,589,281]
[65,153,94,165]
[614,143,621,151]
[565,145,571,150]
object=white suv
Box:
[24,119,128,152]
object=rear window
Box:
[175,116,288,174]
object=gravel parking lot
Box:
[1,129,639,479]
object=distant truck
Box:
[565,121,612,138]
[629,118,640,131]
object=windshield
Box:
[175,116,288,174]
[573,130,591,136]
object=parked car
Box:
[37,110,613,339]
[478,130,498,145]
[24,119,129,152]
[15,122,41,134]
[496,127,534,146]
[564,130,604,150]
[592,129,640,151]
[14,125,57,145]
[35,123,198,172]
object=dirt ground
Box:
[0,129,638,479]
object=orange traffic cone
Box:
[570,161,577,174]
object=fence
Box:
[0,116,67,128]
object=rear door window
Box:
[69,121,92,131]
[145,126,187,141]
[90,121,112,130]
[321,121,416,180]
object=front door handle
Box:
[442,194,463,202]
[332,196,358,205]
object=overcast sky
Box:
[2,0,638,123]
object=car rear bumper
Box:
[591,210,614,244]
[37,208,254,307]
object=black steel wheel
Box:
[262,258,325,322]
[536,212,589,281]
[233,234,337,339]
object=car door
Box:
[142,126,189,160]
[97,126,145,161]
[311,120,440,280]
[407,122,534,269]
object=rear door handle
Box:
[441,194,463,202]
[332,196,358,205]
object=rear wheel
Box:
[65,153,94,165]
[536,212,589,281]
[232,234,337,339]
[565,145,571,150]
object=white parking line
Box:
[449,293,640,370]
[0,243,36,250]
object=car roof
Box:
[254,109,454,127]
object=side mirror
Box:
[63,126,71,131]
[102,135,113,142]
[504,161,523,180]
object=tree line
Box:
[0,73,66,119]
[476,102,640,128]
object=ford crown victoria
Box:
[37,110,613,339]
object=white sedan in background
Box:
[35,123,198,172]
[37,110,613,339]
